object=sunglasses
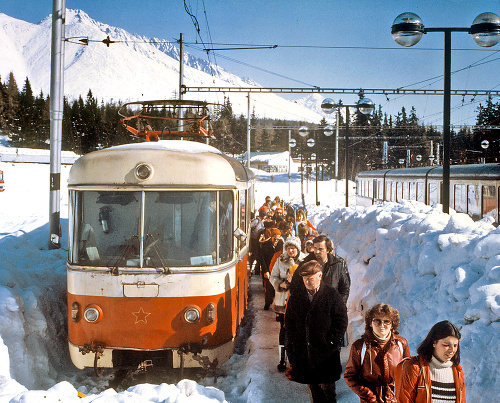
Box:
[372,319,392,326]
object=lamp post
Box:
[288,132,296,197]
[391,12,500,214]
[321,97,375,207]
[298,126,309,198]
[481,139,489,164]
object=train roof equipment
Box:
[118,100,216,141]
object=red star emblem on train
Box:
[132,307,151,324]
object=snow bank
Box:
[308,199,500,402]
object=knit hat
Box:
[284,237,301,252]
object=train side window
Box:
[468,185,481,221]
[219,190,233,263]
[409,182,416,201]
[396,182,402,202]
[428,183,439,205]
[454,184,467,214]
[417,181,424,202]
[482,185,496,221]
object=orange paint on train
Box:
[68,289,238,350]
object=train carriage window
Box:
[238,190,247,247]
[219,191,233,263]
[410,182,416,201]
[417,181,425,202]
[428,183,439,205]
[454,184,467,214]
[396,182,402,202]
[482,185,497,222]
[468,185,481,221]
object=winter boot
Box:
[277,345,287,372]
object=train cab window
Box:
[70,190,234,268]
[482,185,497,221]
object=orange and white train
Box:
[67,140,254,374]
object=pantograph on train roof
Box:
[118,99,219,141]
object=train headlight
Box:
[135,163,153,180]
[84,305,103,323]
[71,302,80,322]
[184,307,201,324]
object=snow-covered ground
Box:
[0,143,499,401]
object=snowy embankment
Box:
[308,200,500,401]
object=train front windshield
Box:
[69,190,233,267]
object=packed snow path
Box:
[210,274,358,402]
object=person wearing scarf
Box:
[344,303,411,402]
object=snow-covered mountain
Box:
[0,9,323,122]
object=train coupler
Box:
[79,342,106,377]
[137,359,153,372]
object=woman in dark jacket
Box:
[344,303,410,403]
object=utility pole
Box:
[49,0,66,249]
[178,33,184,133]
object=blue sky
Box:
[2,0,500,126]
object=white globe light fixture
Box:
[289,138,297,148]
[470,12,500,47]
[323,125,334,137]
[357,97,375,115]
[481,140,489,149]
[298,126,309,137]
[391,12,424,47]
[321,98,336,114]
[307,138,315,148]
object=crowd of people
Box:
[248,196,467,403]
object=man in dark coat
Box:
[249,209,265,274]
[285,260,348,402]
[290,234,350,305]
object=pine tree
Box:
[5,72,19,132]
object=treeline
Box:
[0,73,498,179]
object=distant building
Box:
[238,151,299,173]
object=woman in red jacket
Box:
[395,320,466,403]
[344,303,410,402]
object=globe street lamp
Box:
[391,12,500,214]
[321,96,375,207]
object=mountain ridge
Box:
[0,9,323,122]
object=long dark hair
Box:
[417,320,461,365]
